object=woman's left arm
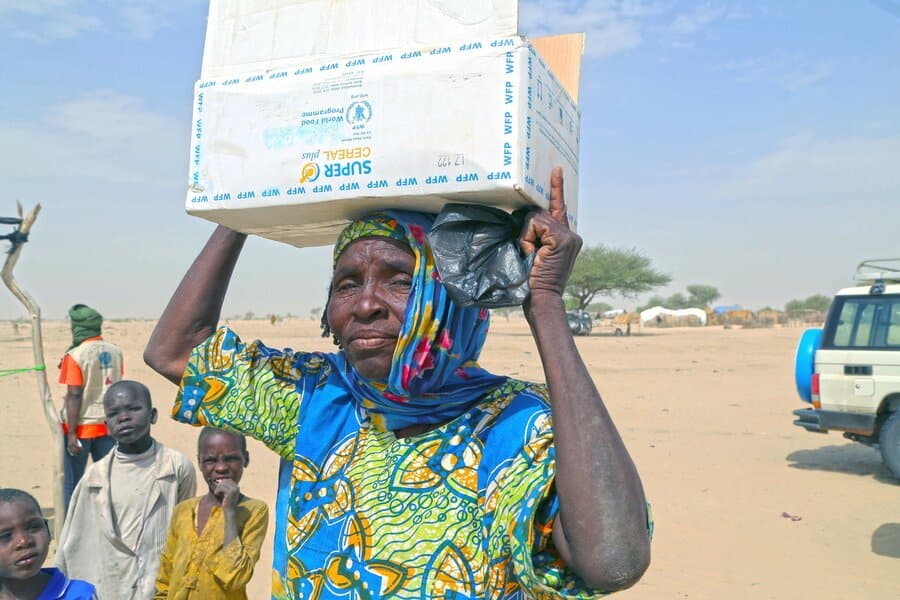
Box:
[521,168,651,591]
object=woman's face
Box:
[327,237,415,380]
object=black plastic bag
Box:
[428,204,535,308]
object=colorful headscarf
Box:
[67,304,102,351]
[328,211,507,431]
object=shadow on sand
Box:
[871,523,900,559]
[786,443,898,484]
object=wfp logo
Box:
[300,162,320,183]
[346,100,372,126]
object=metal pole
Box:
[1,203,65,539]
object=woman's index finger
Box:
[549,167,566,222]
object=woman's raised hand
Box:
[519,167,583,299]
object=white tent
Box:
[639,306,707,326]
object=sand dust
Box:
[1,318,897,599]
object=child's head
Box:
[198,428,249,496]
[0,489,49,583]
[103,380,157,452]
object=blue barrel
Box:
[795,328,823,402]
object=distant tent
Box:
[713,304,743,315]
[640,306,707,326]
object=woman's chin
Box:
[347,355,392,381]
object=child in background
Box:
[155,428,268,600]
[56,381,196,600]
[0,488,95,599]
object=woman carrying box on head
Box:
[145,168,651,599]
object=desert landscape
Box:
[1,317,897,599]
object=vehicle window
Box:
[887,302,900,345]
[828,296,900,349]
[852,303,875,347]
[833,302,857,346]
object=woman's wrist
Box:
[524,291,566,319]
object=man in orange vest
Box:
[58,304,124,511]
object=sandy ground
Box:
[0,318,897,599]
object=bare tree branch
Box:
[1,204,65,539]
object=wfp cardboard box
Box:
[187,0,583,247]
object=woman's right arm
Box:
[144,225,247,384]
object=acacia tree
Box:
[785,295,831,313]
[686,284,721,307]
[565,245,671,310]
[638,284,721,311]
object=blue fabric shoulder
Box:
[37,567,96,599]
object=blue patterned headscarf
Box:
[327,210,507,431]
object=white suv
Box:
[793,259,900,480]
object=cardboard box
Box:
[201,0,520,79]
[187,1,583,247]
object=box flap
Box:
[202,0,519,79]
[530,33,584,103]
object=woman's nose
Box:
[355,282,387,318]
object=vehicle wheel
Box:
[879,411,900,480]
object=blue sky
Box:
[0,1,898,319]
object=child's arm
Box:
[219,480,241,546]
[208,499,269,591]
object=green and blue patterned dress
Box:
[172,211,647,599]
[175,327,611,600]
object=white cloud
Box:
[670,3,745,35]
[0,0,72,16]
[0,0,100,40]
[722,133,900,204]
[782,62,832,91]
[714,55,834,92]
[0,91,186,184]
[519,0,651,59]
[0,0,201,41]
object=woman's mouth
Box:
[348,335,395,350]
